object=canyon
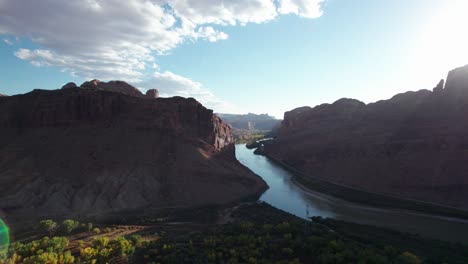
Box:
[217,113,281,141]
[263,64,468,210]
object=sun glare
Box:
[413,1,468,77]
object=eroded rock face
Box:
[145,89,159,99]
[264,65,468,210]
[80,79,101,89]
[0,85,266,220]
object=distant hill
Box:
[217,113,281,141]
[263,64,468,210]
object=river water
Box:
[235,144,468,244]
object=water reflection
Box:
[236,144,468,244]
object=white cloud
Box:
[167,0,278,26]
[3,38,12,45]
[0,0,325,80]
[1,0,180,81]
[196,26,229,42]
[137,71,239,113]
[14,47,148,81]
[278,0,324,18]
[0,0,324,110]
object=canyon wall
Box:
[0,81,267,219]
[264,65,468,210]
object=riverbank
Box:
[254,145,468,220]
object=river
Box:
[235,144,468,244]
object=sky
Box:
[1,0,468,118]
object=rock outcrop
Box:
[80,79,144,98]
[433,79,444,94]
[0,81,267,220]
[61,82,78,89]
[145,89,159,99]
[444,65,468,97]
[263,64,468,210]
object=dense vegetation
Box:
[134,220,423,263]
[1,203,467,263]
[0,235,138,264]
[236,133,267,144]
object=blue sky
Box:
[1,0,467,118]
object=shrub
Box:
[111,237,135,257]
[38,220,57,236]
[130,235,142,246]
[92,228,101,234]
[23,251,74,264]
[62,220,80,234]
[92,237,109,250]
[96,247,113,263]
[7,237,71,264]
[80,247,98,262]
[77,240,84,250]
[48,236,69,252]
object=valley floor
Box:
[2,202,468,263]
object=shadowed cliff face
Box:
[264,64,468,210]
[0,82,267,220]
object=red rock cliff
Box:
[0,82,266,219]
[264,64,468,210]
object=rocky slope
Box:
[0,81,267,220]
[263,64,468,210]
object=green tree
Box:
[61,220,79,234]
[112,237,135,257]
[96,247,113,263]
[49,236,69,252]
[130,235,142,246]
[92,237,109,250]
[80,247,98,262]
[77,240,84,250]
[38,220,57,236]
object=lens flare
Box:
[0,218,9,257]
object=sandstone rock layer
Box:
[0,82,267,219]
